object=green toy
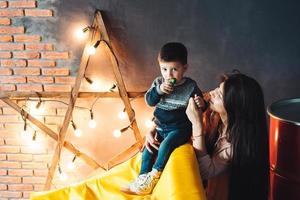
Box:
[168,78,177,85]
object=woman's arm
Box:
[186,97,207,156]
[186,97,231,180]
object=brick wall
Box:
[0,1,77,199]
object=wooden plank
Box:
[1,98,103,170]
[44,15,101,190]
[63,142,104,170]
[107,142,142,169]
[0,10,147,191]
[0,91,145,99]
[95,10,144,145]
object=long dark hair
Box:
[223,73,269,200]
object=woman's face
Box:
[209,82,227,115]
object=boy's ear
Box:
[183,64,188,71]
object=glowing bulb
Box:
[91,80,101,91]
[59,172,68,182]
[34,105,45,115]
[74,129,82,137]
[87,46,96,55]
[75,28,88,40]
[21,130,31,141]
[67,162,75,170]
[118,111,126,120]
[31,140,43,150]
[113,130,121,138]
[145,120,155,128]
[89,119,97,128]
[30,102,45,115]
[38,106,45,114]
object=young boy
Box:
[123,42,205,195]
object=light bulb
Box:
[118,111,126,120]
[89,119,97,128]
[74,129,82,137]
[87,46,96,55]
[34,105,45,115]
[21,130,31,141]
[91,80,101,91]
[30,102,45,115]
[67,162,75,170]
[30,140,43,150]
[59,172,68,182]
[75,28,88,40]
[113,130,121,138]
[145,119,155,128]
[38,106,45,114]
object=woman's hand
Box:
[187,97,207,154]
[186,97,203,127]
[194,94,205,109]
[144,126,160,153]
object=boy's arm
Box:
[145,78,164,106]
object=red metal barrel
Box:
[267,98,300,200]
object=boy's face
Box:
[159,60,187,83]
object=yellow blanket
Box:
[30,144,206,200]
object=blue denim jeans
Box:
[139,126,192,175]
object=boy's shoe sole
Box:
[120,185,150,195]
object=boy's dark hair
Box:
[159,42,187,65]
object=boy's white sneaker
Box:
[121,174,147,194]
[133,169,161,195]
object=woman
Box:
[146,72,269,200]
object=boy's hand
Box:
[159,81,174,94]
[194,94,205,109]
[143,126,160,153]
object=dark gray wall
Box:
[38,0,300,106]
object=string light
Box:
[118,110,126,120]
[71,120,82,137]
[36,101,42,110]
[58,165,68,182]
[20,108,31,141]
[67,155,77,170]
[30,131,43,150]
[75,26,91,40]
[113,125,131,138]
[29,101,45,115]
[31,93,45,114]
[32,131,37,141]
[87,46,96,55]
[113,129,121,138]
[84,75,102,91]
[20,121,31,140]
[87,40,101,55]
[84,76,93,85]
[74,129,82,137]
[91,80,101,91]
[84,77,116,92]
[109,84,117,92]
[88,109,96,128]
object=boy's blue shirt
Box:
[145,76,204,129]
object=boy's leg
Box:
[129,128,191,195]
[140,148,157,175]
[152,128,191,171]
[140,131,163,175]
[122,131,163,194]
